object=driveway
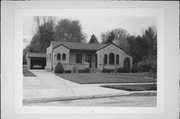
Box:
[23,70,130,100]
[24,70,79,89]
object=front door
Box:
[85,54,92,68]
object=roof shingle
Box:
[51,41,107,51]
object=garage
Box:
[26,52,46,69]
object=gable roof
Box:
[50,41,130,56]
[97,42,125,51]
[51,41,107,51]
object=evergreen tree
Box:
[88,34,99,43]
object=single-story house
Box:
[46,41,132,72]
[26,52,46,69]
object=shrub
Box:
[64,70,71,73]
[54,61,64,73]
[140,64,151,72]
[78,68,90,73]
[72,66,78,73]
[85,68,90,73]
[131,64,139,73]
[117,67,124,73]
[123,64,130,73]
[102,69,114,73]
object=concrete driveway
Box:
[23,70,130,101]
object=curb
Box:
[23,91,156,104]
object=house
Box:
[26,52,46,69]
[46,41,132,72]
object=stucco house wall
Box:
[96,44,132,71]
[53,45,70,68]
[46,44,53,71]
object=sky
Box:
[23,16,156,48]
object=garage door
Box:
[30,57,46,69]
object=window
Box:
[57,53,61,60]
[104,54,107,64]
[116,55,119,64]
[76,54,82,63]
[109,53,115,64]
[62,53,66,60]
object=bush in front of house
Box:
[64,70,71,73]
[101,68,114,73]
[117,67,124,73]
[72,66,78,73]
[123,64,131,73]
[78,68,90,73]
[54,61,64,73]
[140,64,151,72]
[131,63,139,73]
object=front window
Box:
[62,53,66,60]
[76,54,82,63]
[57,53,61,60]
[116,54,119,64]
[104,54,107,64]
[109,53,115,64]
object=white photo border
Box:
[15,8,164,113]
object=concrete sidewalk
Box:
[23,87,131,102]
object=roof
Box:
[50,41,131,56]
[27,52,46,58]
[51,41,107,51]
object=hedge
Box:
[78,68,90,73]
[102,69,114,73]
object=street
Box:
[24,95,156,107]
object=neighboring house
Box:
[26,52,46,69]
[46,41,132,72]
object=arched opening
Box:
[116,54,119,64]
[123,57,131,72]
[57,53,61,60]
[109,53,115,64]
[104,54,107,65]
[62,53,66,60]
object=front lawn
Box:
[23,68,36,77]
[101,84,157,91]
[56,73,155,84]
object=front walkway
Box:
[23,70,130,101]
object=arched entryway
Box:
[123,57,131,72]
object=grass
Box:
[23,67,36,77]
[56,73,155,84]
[101,84,157,91]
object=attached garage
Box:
[26,52,46,69]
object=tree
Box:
[143,26,157,56]
[23,45,30,65]
[127,35,149,64]
[101,31,115,44]
[54,19,86,43]
[142,26,157,83]
[29,16,56,52]
[101,28,130,52]
[88,34,99,43]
